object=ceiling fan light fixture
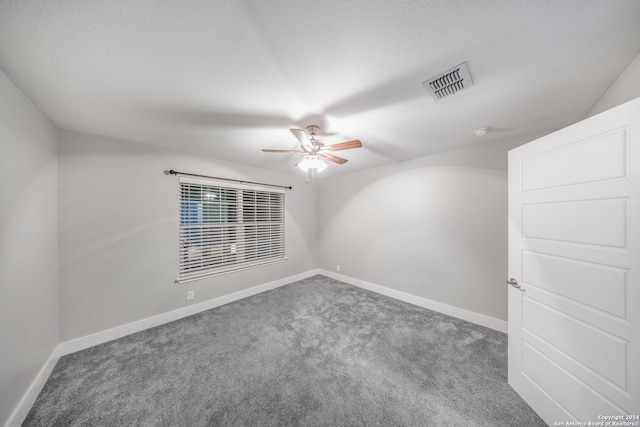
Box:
[297,155,327,172]
[314,158,327,172]
[297,157,310,172]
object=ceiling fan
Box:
[262,125,362,180]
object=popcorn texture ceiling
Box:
[1,0,639,175]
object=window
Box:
[178,177,285,282]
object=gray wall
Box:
[588,52,640,117]
[315,52,640,324]
[0,70,59,425]
[57,130,317,341]
[318,140,521,322]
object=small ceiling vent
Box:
[422,62,474,100]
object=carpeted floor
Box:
[24,275,546,426]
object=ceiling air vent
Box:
[422,62,474,100]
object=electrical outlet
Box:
[187,290,194,301]
[336,265,341,272]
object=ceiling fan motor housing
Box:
[305,125,320,136]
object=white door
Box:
[508,97,640,425]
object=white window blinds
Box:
[178,177,285,282]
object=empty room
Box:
[1,1,639,426]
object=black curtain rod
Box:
[164,169,292,190]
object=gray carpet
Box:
[24,275,546,426]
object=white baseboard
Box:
[7,268,503,427]
[319,269,508,333]
[3,346,60,427]
[58,268,506,357]
[59,269,320,356]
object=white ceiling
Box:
[1,0,639,176]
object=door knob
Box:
[507,278,525,292]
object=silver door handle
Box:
[507,278,525,292]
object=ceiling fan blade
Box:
[321,153,349,164]
[262,149,303,153]
[327,139,362,152]
[290,128,314,152]
[290,128,308,143]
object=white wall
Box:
[0,70,58,425]
[318,140,521,322]
[588,52,640,117]
[57,130,317,341]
